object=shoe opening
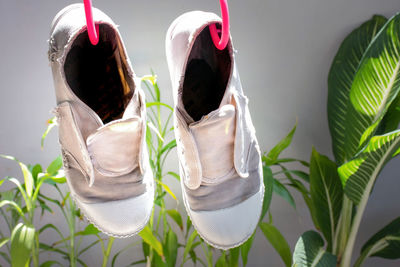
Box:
[182,24,232,122]
[64,24,133,124]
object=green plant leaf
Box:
[183,230,197,262]
[160,140,176,155]
[156,180,177,201]
[358,216,400,263]
[146,102,173,111]
[377,93,400,134]
[309,148,343,251]
[264,122,297,165]
[0,200,24,217]
[31,164,43,182]
[292,231,336,267]
[260,166,274,221]
[339,130,400,205]
[166,171,180,181]
[164,230,178,267]
[215,252,228,267]
[228,247,240,267]
[46,156,63,176]
[1,155,34,198]
[139,225,163,257]
[147,121,164,142]
[260,222,292,267]
[41,117,57,149]
[273,178,296,208]
[11,223,35,267]
[0,237,9,248]
[166,209,183,230]
[40,260,62,267]
[240,233,255,266]
[79,224,100,236]
[327,15,387,164]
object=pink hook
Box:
[83,0,99,45]
[209,0,230,50]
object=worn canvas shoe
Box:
[166,11,264,249]
[48,4,153,237]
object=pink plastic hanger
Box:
[83,0,99,45]
[209,0,230,50]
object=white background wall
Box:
[1,0,400,266]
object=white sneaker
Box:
[166,11,264,249]
[48,4,153,237]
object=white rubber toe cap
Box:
[186,188,263,249]
[75,186,154,238]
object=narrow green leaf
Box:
[241,233,255,266]
[273,178,296,208]
[0,237,9,248]
[260,166,274,221]
[215,252,228,267]
[11,223,35,267]
[160,140,176,155]
[31,164,43,182]
[40,260,62,267]
[309,148,343,251]
[183,230,197,261]
[41,117,57,149]
[328,15,388,164]
[167,171,180,181]
[166,209,183,230]
[228,247,240,267]
[292,231,337,267]
[264,122,297,165]
[340,130,400,204]
[165,230,178,267]
[79,224,100,236]
[139,225,163,257]
[156,180,177,201]
[260,223,292,267]
[147,121,164,142]
[146,102,174,111]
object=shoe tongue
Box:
[189,104,235,179]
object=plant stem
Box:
[335,196,353,260]
[340,194,369,267]
[102,237,115,267]
[31,231,39,267]
[68,198,76,267]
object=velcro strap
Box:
[87,117,142,177]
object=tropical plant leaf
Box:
[273,178,296,208]
[358,216,400,262]
[166,209,183,230]
[215,252,228,267]
[260,166,274,221]
[377,93,400,134]
[228,247,240,267]
[292,231,337,267]
[309,148,343,251]
[11,223,35,267]
[339,130,400,205]
[328,15,387,164]
[264,122,297,165]
[139,225,163,257]
[41,117,57,149]
[156,180,177,201]
[0,237,9,249]
[260,222,292,267]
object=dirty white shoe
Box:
[48,4,153,237]
[166,11,264,249]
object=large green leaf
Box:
[260,222,292,267]
[377,93,400,134]
[328,15,387,164]
[292,231,337,267]
[11,223,35,267]
[340,130,400,205]
[359,216,400,262]
[348,14,400,161]
[240,233,255,266]
[309,148,343,251]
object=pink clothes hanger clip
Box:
[83,0,99,45]
[209,0,230,50]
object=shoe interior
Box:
[64,24,133,124]
[182,24,232,122]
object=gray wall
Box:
[1,0,400,266]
